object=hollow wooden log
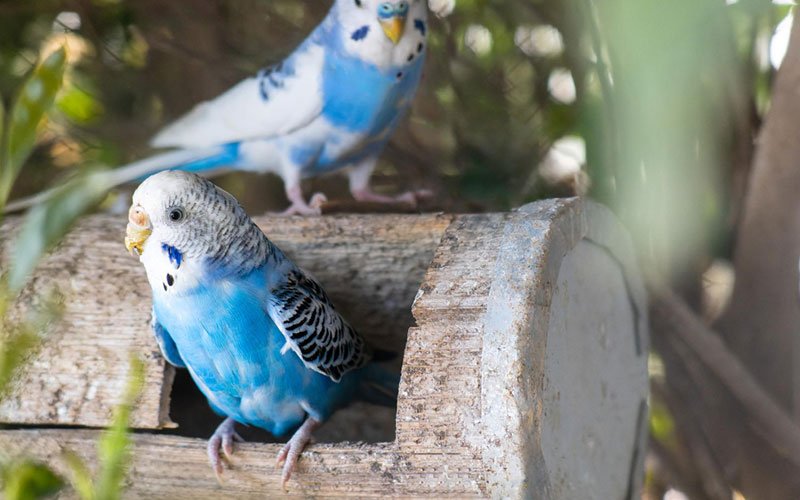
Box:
[0,199,648,498]
[0,214,451,429]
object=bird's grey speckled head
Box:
[126,170,271,274]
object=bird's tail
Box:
[358,362,402,408]
[4,143,240,213]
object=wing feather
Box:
[266,269,368,382]
[150,43,325,149]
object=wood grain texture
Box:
[0,213,512,498]
[0,430,408,499]
[0,214,451,429]
[0,201,649,498]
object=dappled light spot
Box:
[429,0,455,18]
[538,136,589,196]
[53,11,81,32]
[770,11,793,69]
[514,25,564,58]
[548,68,576,104]
[465,24,492,56]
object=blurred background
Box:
[2,0,800,498]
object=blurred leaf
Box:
[94,356,144,500]
[0,290,62,398]
[650,397,677,450]
[544,103,578,140]
[62,451,94,500]
[0,325,39,400]
[57,86,104,125]
[1,460,63,500]
[774,4,793,23]
[0,95,5,167]
[0,47,66,207]
[7,169,108,293]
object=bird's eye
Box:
[397,2,409,13]
[168,207,185,222]
[354,0,363,7]
[378,3,394,16]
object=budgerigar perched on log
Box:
[124,170,399,485]
[7,0,429,215]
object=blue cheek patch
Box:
[414,19,426,36]
[351,25,370,41]
[161,243,183,269]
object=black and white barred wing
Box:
[266,269,368,382]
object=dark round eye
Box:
[354,0,362,7]
[397,2,409,13]
[168,207,185,222]
[379,3,394,15]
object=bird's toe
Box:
[222,431,243,461]
[207,435,225,480]
[309,192,328,210]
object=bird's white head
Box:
[333,0,428,69]
[125,171,270,277]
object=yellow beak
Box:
[380,17,406,45]
[125,205,151,257]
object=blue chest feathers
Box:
[321,51,424,134]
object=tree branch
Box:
[649,284,800,468]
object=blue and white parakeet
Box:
[125,170,399,485]
[6,0,431,216]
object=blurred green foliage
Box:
[0,0,789,263]
[0,49,66,208]
[63,356,145,500]
[1,461,63,500]
[8,169,108,292]
[0,48,71,409]
[0,42,141,500]
[0,0,595,211]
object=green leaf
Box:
[62,451,94,500]
[0,291,61,398]
[0,47,67,207]
[94,356,144,500]
[57,85,104,125]
[0,95,5,168]
[7,169,109,294]
[0,325,39,400]
[1,460,63,500]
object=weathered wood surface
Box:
[0,214,451,429]
[0,199,649,498]
[0,212,514,498]
[0,430,413,499]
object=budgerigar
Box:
[124,170,399,485]
[9,0,429,215]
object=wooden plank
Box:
[0,214,450,429]
[0,430,483,498]
[398,214,513,496]
[0,213,507,498]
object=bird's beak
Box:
[125,204,152,257]
[380,16,406,45]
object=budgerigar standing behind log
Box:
[124,170,400,485]
[7,0,429,215]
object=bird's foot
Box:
[275,417,320,489]
[207,417,244,481]
[272,192,327,216]
[351,188,433,207]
